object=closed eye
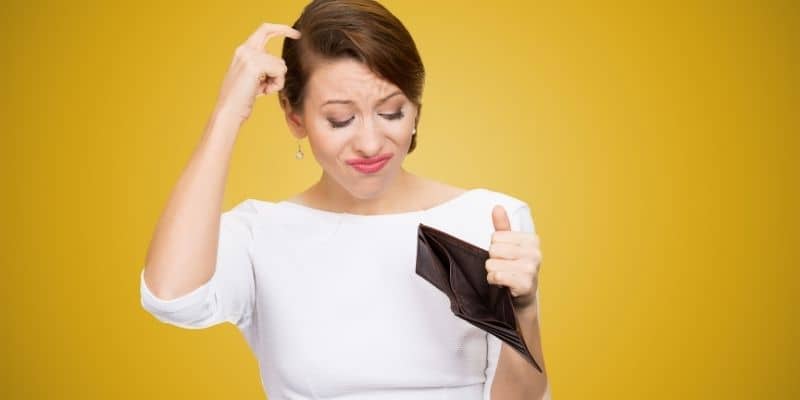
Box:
[328,115,355,128]
[328,110,404,129]
[380,110,404,120]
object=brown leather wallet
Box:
[416,223,543,373]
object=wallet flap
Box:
[416,231,450,292]
[415,223,543,373]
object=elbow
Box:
[141,265,205,301]
[138,268,219,329]
[145,282,184,302]
[142,267,180,300]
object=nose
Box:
[351,117,383,157]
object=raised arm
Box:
[142,23,301,300]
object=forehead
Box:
[305,58,400,103]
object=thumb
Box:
[492,205,512,231]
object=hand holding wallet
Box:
[415,223,543,373]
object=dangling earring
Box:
[412,128,417,135]
[295,139,304,160]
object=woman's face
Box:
[284,58,418,200]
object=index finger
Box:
[244,23,301,49]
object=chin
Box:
[343,168,401,200]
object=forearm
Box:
[142,110,242,300]
[491,300,549,399]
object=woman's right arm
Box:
[141,23,301,302]
[141,109,240,300]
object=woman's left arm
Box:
[485,205,550,400]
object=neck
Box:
[310,168,421,215]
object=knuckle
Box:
[494,271,503,282]
[525,261,536,274]
[244,59,261,74]
[522,246,536,258]
[266,56,288,74]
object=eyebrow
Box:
[321,91,403,108]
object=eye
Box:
[380,110,404,120]
[328,115,355,129]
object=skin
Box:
[144,22,548,399]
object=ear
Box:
[279,94,307,140]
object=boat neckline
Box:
[273,188,484,219]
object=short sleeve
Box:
[511,203,536,235]
[140,201,257,330]
[483,202,540,400]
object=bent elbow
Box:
[138,268,221,329]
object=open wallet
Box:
[415,223,543,373]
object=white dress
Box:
[140,187,537,400]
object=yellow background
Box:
[1,0,797,398]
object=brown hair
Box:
[279,0,425,154]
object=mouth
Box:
[346,153,393,174]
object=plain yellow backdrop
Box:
[1,0,797,399]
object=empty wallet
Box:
[415,223,543,373]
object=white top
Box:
[140,187,537,400]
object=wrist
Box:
[200,110,244,150]
[210,107,246,128]
[515,294,539,321]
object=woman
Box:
[140,0,549,398]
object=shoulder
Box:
[218,198,313,238]
[220,198,267,218]
[220,198,279,225]
[467,187,531,216]
[472,188,535,233]
[228,198,262,214]
[413,174,528,209]
[416,177,529,213]
[221,197,325,225]
[425,187,536,247]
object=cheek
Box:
[381,119,414,141]
[306,116,414,157]
[306,122,348,158]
